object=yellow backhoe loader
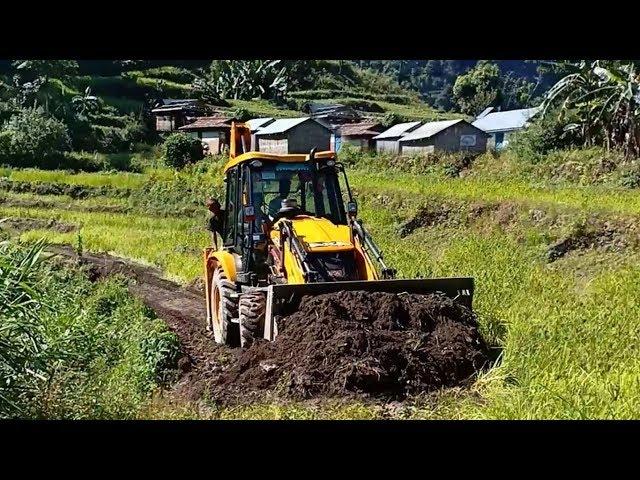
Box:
[204,123,474,347]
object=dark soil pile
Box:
[215,290,489,402]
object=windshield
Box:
[250,162,346,225]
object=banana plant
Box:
[193,60,295,102]
[542,60,640,157]
[71,87,100,118]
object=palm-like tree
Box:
[542,60,640,157]
[193,60,292,102]
[71,87,100,118]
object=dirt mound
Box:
[546,222,634,262]
[214,290,489,403]
[398,205,456,237]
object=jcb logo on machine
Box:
[306,241,352,248]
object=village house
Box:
[472,106,541,150]
[151,99,208,132]
[246,117,276,150]
[373,121,422,154]
[399,119,489,155]
[254,117,331,154]
[304,103,361,126]
[178,115,234,154]
[332,122,384,152]
[398,119,489,155]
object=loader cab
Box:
[222,155,349,248]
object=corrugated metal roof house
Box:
[332,122,384,152]
[178,115,234,155]
[472,107,541,149]
[254,117,331,154]
[373,121,422,154]
[399,119,489,155]
[151,99,208,132]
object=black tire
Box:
[239,291,266,348]
[210,266,239,346]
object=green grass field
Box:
[3,153,640,419]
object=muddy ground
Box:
[48,246,489,406]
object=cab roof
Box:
[223,151,336,173]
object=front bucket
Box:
[263,277,474,341]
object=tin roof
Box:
[152,98,202,113]
[256,117,328,135]
[246,117,275,132]
[373,121,422,140]
[472,107,541,133]
[399,119,467,142]
[338,122,383,137]
[178,116,232,131]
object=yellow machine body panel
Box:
[270,217,354,253]
[224,150,336,173]
[268,216,379,284]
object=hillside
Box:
[1,60,546,124]
[354,60,556,110]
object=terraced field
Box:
[3,154,640,419]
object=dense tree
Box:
[355,60,550,112]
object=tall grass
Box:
[0,240,180,419]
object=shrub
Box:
[232,107,251,122]
[2,108,71,159]
[0,130,12,158]
[96,126,130,154]
[0,241,181,419]
[163,133,204,169]
[508,109,582,163]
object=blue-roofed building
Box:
[472,106,541,150]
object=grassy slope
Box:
[64,62,452,120]
[4,157,640,419]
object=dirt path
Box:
[47,245,234,401]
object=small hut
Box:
[398,119,489,155]
[254,117,331,154]
[332,122,384,151]
[373,121,422,154]
[178,115,234,154]
[151,99,207,132]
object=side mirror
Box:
[347,201,358,218]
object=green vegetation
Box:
[4,58,640,419]
[0,241,180,419]
[452,60,538,115]
[163,132,204,169]
[3,146,640,420]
